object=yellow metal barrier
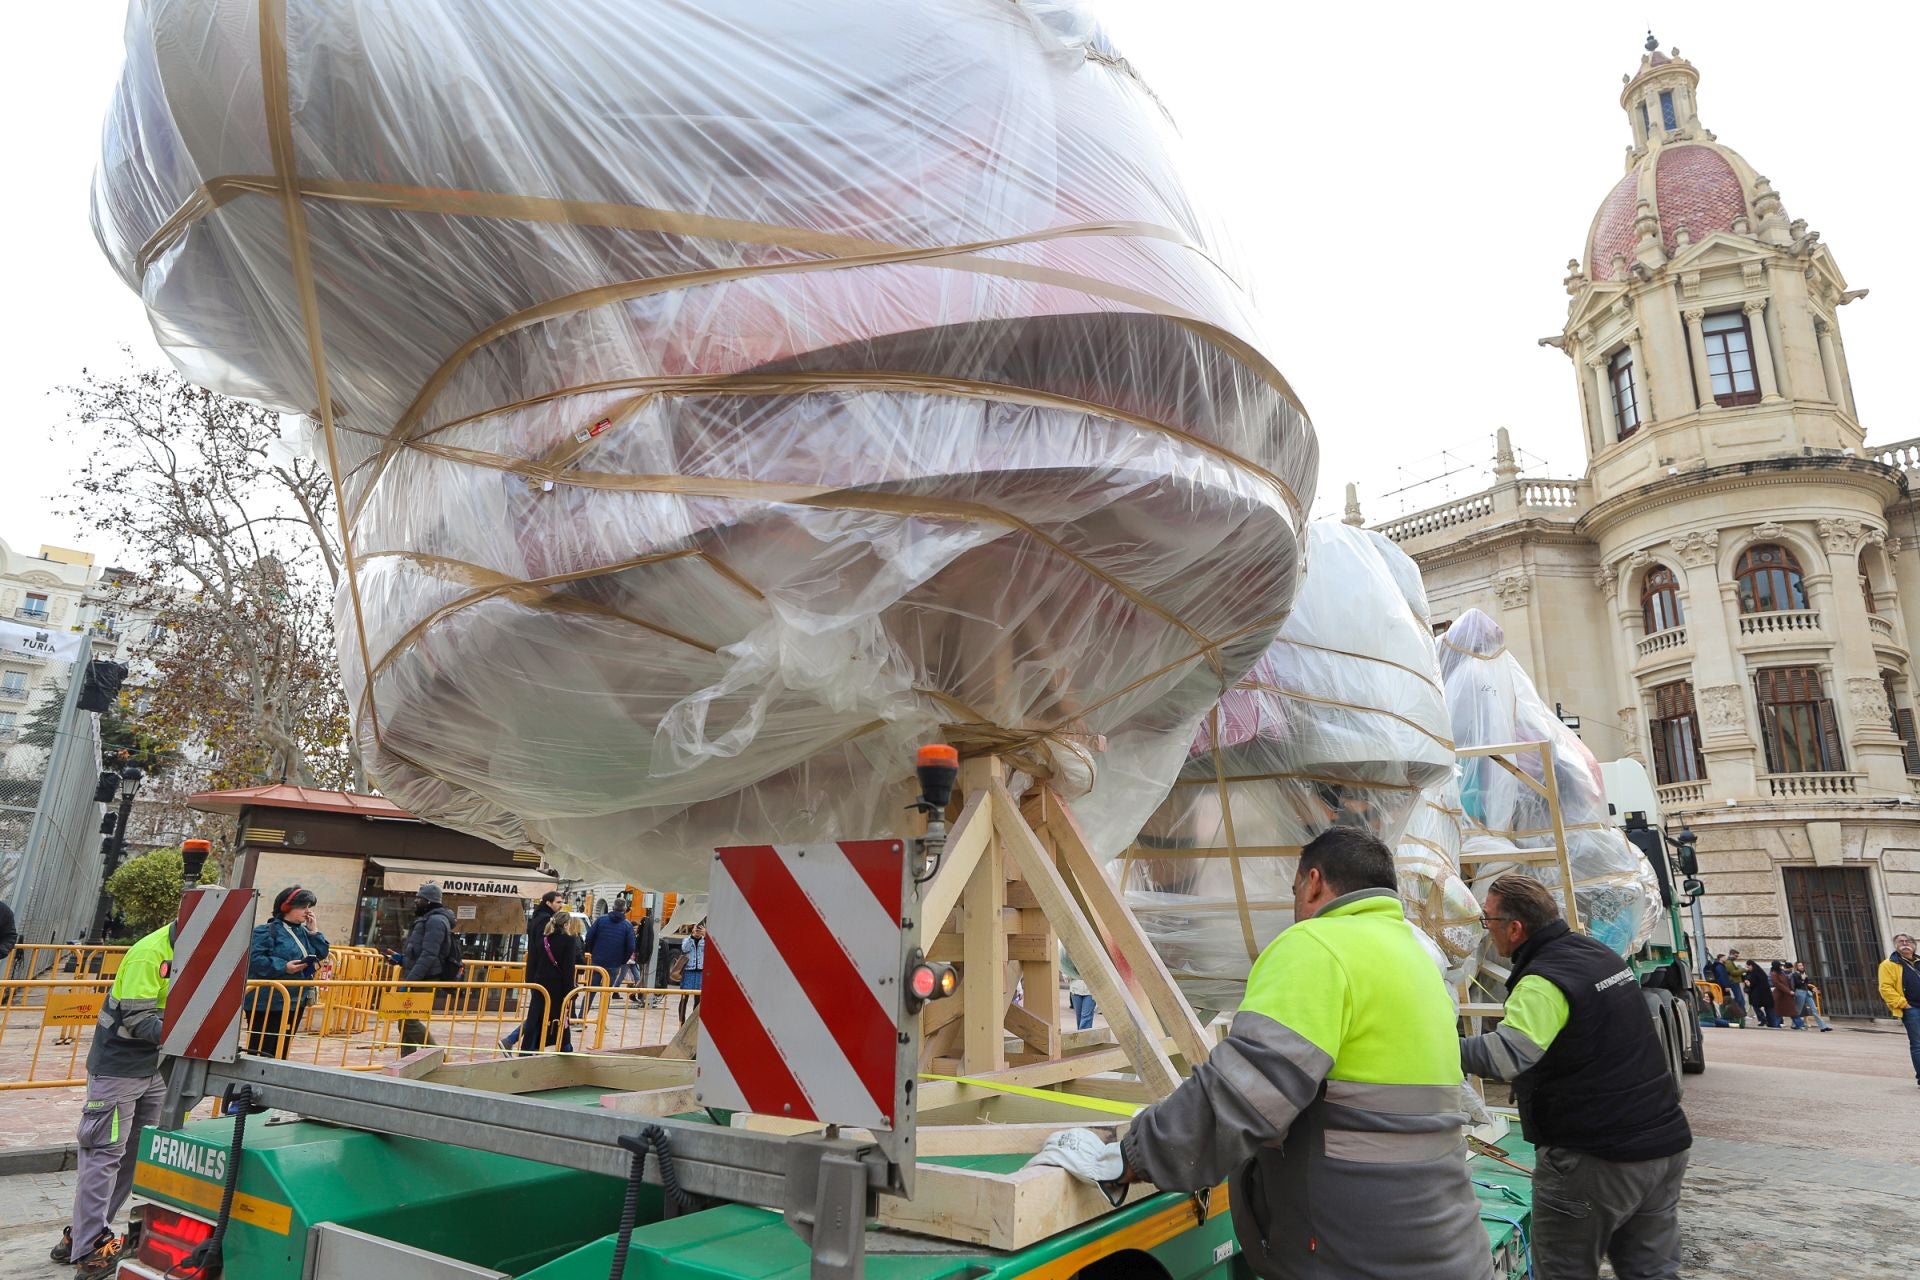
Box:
[0,978,113,1089]
[1,944,129,989]
[0,973,700,1088]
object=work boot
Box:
[73,1231,124,1275]
[51,1227,113,1264]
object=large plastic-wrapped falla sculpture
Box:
[1121,522,1458,1015]
[94,0,1317,884]
[1437,609,1663,964]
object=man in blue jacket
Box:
[583,901,635,1017]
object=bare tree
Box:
[58,361,360,792]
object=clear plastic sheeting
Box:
[1121,523,1450,1015]
[1399,776,1483,989]
[1438,609,1663,958]
[93,0,1316,885]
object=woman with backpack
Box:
[519,910,585,1053]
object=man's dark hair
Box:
[1486,873,1560,932]
[541,891,564,907]
[1297,828,1395,896]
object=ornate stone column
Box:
[1670,529,1758,797]
[1589,356,1616,442]
[1818,518,1908,790]
[1814,318,1845,407]
[1683,309,1716,410]
[1744,300,1782,402]
[1626,331,1655,424]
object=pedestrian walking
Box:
[388,883,460,1051]
[582,900,636,1018]
[497,890,563,1052]
[677,922,707,1024]
[1042,829,1493,1279]
[241,887,330,1057]
[519,909,584,1052]
[626,909,656,1003]
[1789,962,1832,1031]
[1879,932,1920,1087]
[1744,960,1778,1028]
[52,921,177,1274]
[1769,961,1801,1030]
[1463,873,1690,1280]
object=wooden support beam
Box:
[382,1046,446,1079]
[991,781,1179,1096]
[599,1083,700,1118]
[916,787,994,950]
[1003,999,1054,1054]
[660,1007,700,1060]
[914,1045,1133,1110]
[1040,788,1213,1069]
[960,818,1008,1074]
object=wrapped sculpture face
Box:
[95,0,1316,884]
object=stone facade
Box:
[1359,42,1917,1014]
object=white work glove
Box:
[1026,1128,1127,1188]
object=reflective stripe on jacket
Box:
[1121,888,1489,1280]
[87,923,174,1079]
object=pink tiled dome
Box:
[1586,170,1639,280]
[1585,144,1750,281]
[1653,145,1748,254]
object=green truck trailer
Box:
[114,1088,1538,1280]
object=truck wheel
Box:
[1642,990,1683,1092]
[1680,990,1707,1075]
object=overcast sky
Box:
[2,2,1914,560]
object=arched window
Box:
[1734,544,1807,614]
[1640,566,1684,633]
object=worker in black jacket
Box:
[1461,874,1691,1280]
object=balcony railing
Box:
[1655,780,1707,807]
[13,608,51,623]
[1764,772,1863,799]
[1872,436,1920,473]
[1520,480,1581,508]
[0,687,28,704]
[1636,626,1689,659]
[1868,614,1896,641]
[1738,609,1821,639]
[1376,492,1495,543]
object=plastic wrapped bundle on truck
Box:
[1438,608,1663,963]
[1120,522,1452,1015]
[94,0,1317,885]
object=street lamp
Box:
[1672,823,1706,971]
[88,763,146,941]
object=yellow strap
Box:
[919,1073,1143,1118]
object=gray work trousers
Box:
[71,1071,167,1249]
[1531,1145,1688,1280]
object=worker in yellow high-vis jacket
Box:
[54,922,175,1275]
[1037,828,1491,1280]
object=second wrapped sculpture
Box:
[1123,522,1453,1014]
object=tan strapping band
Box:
[230,2,1302,785]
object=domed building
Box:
[1361,37,1917,1018]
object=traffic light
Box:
[903,947,958,1012]
[78,659,129,713]
[100,813,118,835]
[93,771,121,804]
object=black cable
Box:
[608,1126,694,1280]
[170,1085,253,1279]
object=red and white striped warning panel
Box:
[160,887,258,1063]
[697,840,906,1130]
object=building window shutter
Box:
[1757,701,1780,774]
[1899,709,1920,774]
[1815,699,1845,772]
[1648,718,1673,784]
